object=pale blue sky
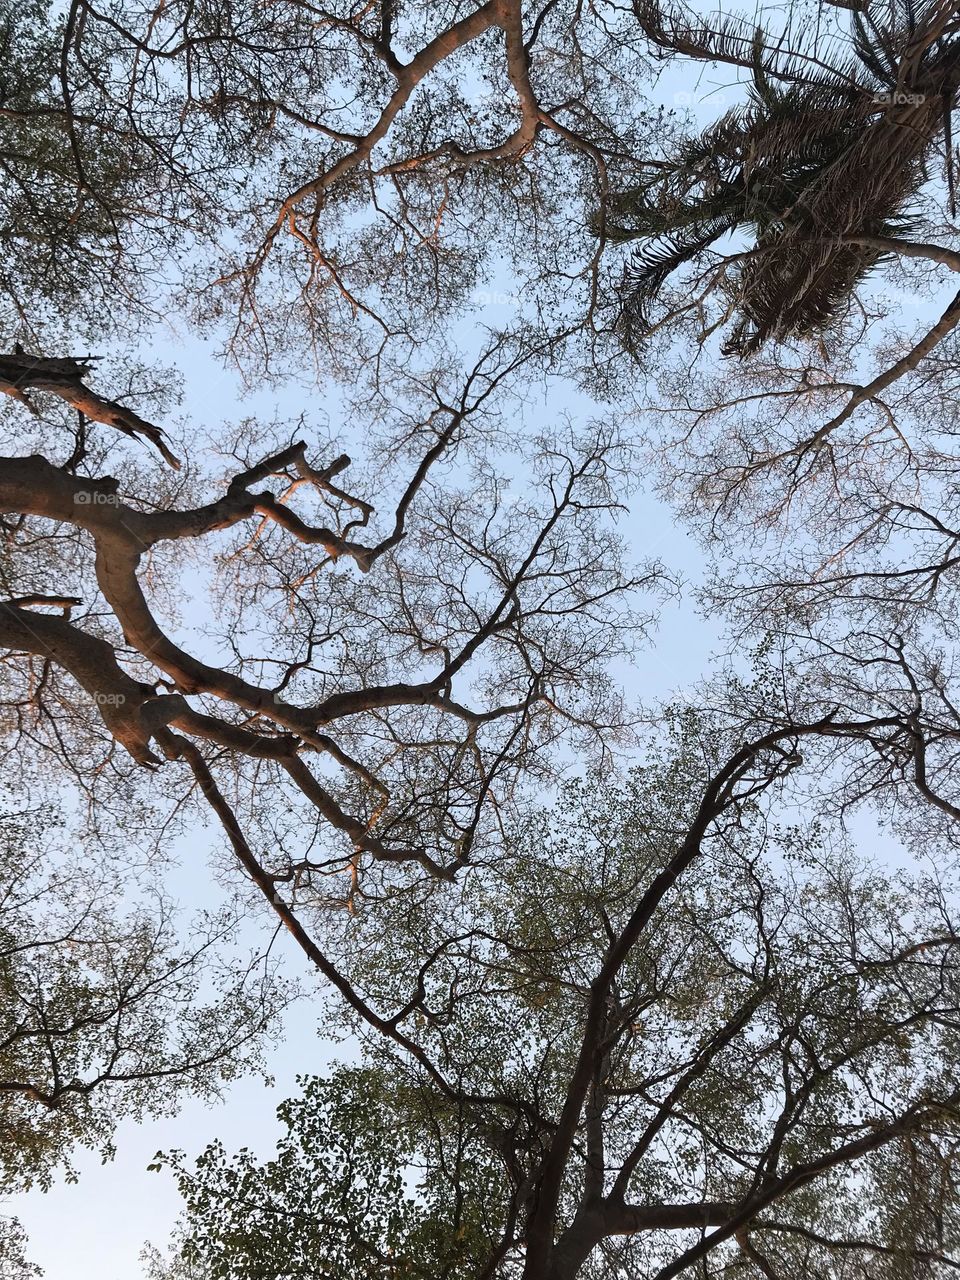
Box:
[8,18,925,1273]
[8,311,722,1278]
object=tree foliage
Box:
[154,729,960,1277]
[0,1218,39,1280]
[0,791,283,1193]
[604,0,960,352]
[4,2,960,1278]
[0,0,190,341]
[39,0,661,368]
[157,1066,502,1279]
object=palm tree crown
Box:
[607,0,960,354]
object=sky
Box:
[5,15,935,1275]
[6,312,724,1279]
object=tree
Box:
[0,335,657,886]
[604,1,960,355]
[591,4,960,683]
[157,1067,497,1279]
[0,789,283,1193]
[0,0,190,343]
[5,6,960,1278]
[152,709,960,1278]
[0,330,664,1231]
[606,0,960,353]
[0,1218,40,1280]
[51,0,660,368]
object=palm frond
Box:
[853,8,902,84]
[634,0,864,91]
[611,0,960,355]
[604,182,750,243]
[619,217,733,338]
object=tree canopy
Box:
[153,740,960,1278]
[5,0,960,1277]
[608,0,960,352]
